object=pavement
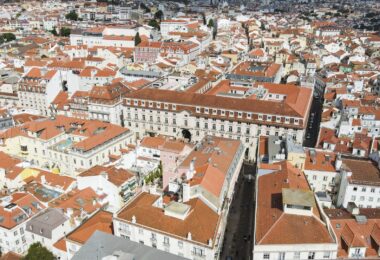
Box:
[303,95,323,148]
[220,162,256,260]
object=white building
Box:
[0,193,45,254]
[25,208,71,252]
[77,165,137,212]
[114,136,245,259]
[336,157,380,208]
[0,116,134,176]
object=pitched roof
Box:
[255,161,334,245]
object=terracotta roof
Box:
[66,210,113,245]
[255,161,334,245]
[117,193,219,245]
[79,165,134,187]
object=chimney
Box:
[41,175,46,184]
[132,215,136,224]
[187,232,192,240]
[335,153,342,171]
[347,202,359,215]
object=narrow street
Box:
[220,162,256,260]
[303,95,324,148]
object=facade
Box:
[18,68,62,116]
[0,193,45,254]
[0,116,134,176]
[77,165,137,212]
[325,207,380,259]
[123,85,312,160]
[336,158,380,208]
[25,208,70,252]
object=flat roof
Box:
[282,188,316,208]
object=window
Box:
[371,188,375,193]
[163,236,169,245]
[351,195,356,201]
[263,253,270,259]
[336,223,341,228]
[193,247,204,257]
[353,187,358,191]
[178,241,183,248]
[139,228,143,235]
[362,187,367,192]
[294,252,300,259]
[308,252,315,259]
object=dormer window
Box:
[134,100,138,105]
[276,116,281,122]
[157,102,161,108]
[149,102,153,107]
[282,188,315,217]
[229,111,234,117]
[126,99,131,105]
[196,107,200,113]
[164,103,168,109]
[267,115,272,121]
[247,113,252,119]
[172,104,176,110]
[221,110,226,116]
[141,101,145,106]
[205,108,209,114]
[212,109,217,115]
[258,114,263,120]
[238,112,242,118]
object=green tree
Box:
[134,32,141,46]
[24,242,55,260]
[60,27,71,37]
[50,27,58,36]
[148,19,160,30]
[154,10,163,20]
[65,10,78,21]
[207,18,214,28]
[2,33,16,42]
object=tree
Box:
[24,242,55,260]
[65,10,78,21]
[148,19,160,30]
[154,10,163,21]
[260,23,265,31]
[60,27,71,37]
[207,18,214,28]
[50,27,58,36]
[134,32,141,46]
[2,33,16,42]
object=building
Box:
[18,68,62,116]
[77,165,137,212]
[303,149,340,194]
[114,136,244,259]
[226,61,283,83]
[123,84,312,160]
[336,157,380,208]
[0,116,134,176]
[0,193,45,254]
[62,210,113,259]
[72,230,185,260]
[325,207,380,259]
[25,208,70,252]
[253,161,337,260]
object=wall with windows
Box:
[113,219,215,259]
